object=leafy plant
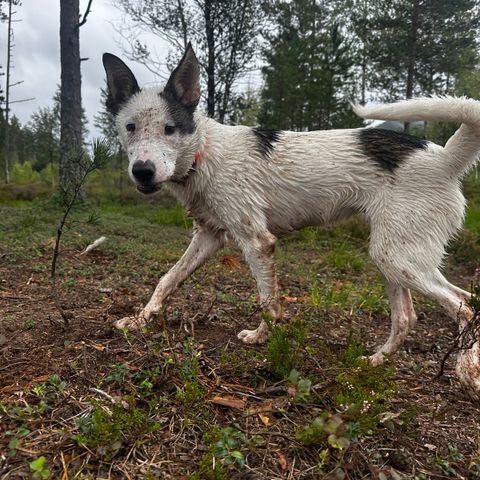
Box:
[23,318,36,330]
[105,363,130,384]
[288,369,312,402]
[212,427,246,469]
[30,374,68,413]
[29,456,50,479]
[7,426,30,458]
[433,446,465,477]
[297,413,350,450]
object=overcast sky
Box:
[0,0,167,140]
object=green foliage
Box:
[266,317,307,379]
[296,336,396,455]
[30,374,68,413]
[311,280,388,314]
[469,284,480,315]
[297,413,351,450]
[212,427,246,469]
[188,452,228,480]
[153,203,191,228]
[23,318,36,330]
[324,244,365,273]
[433,446,465,477]
[341,333,366,367]
[259,1,362,131]
[6,426,30,458]
[105,363,130,384]
[465,204,480,236]
[11,161,41,184]
[447,229,480,266]
[361,0,479,100]
[230,85,261,126]
[73,396,160,458]
[470,457,480,478]
[189,427,248,479]
[29,456,50,479]
[176,338,207,405]
[335,338,396,431]
[288,369,312,402]
[28,105,60,172]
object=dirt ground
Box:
[1,206,480,479]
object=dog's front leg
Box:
[115,227,224,330]
[236,231,281,344]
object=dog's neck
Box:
[193,115,210,164]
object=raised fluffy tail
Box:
[353,96,480,128]
[354,96,480,174]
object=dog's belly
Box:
[266,204,356,236]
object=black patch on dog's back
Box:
[159,88,196,135]
[252,127,282,158]
[358,128,428,173]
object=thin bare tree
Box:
[114,0,266,123]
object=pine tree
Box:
[365,0,480,100]
[259,0,361,131]
[28,107,60,172]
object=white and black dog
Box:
[103,44,480,399]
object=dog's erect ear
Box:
[164,42,200,109]
[102,53,140,115]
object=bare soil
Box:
[1,241,479,479]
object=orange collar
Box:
[194,149,206,163]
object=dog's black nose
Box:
[132,160,156,183]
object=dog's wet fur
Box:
[103,43,480,399]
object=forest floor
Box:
[1,180,480,479]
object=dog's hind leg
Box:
[369,282,417,366]
[380,259,479,398]
[114,226,225,330]
[236,231,282,344]
[408,273,480,400]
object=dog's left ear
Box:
[164,42,201,109]
[102,53,140,115]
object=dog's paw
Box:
[367,352,386,367]
[237,328,268,344]
[114,315,147,330]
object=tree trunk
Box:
[404,0,420,133]
[204,0,215,118]
[60,0,84,196]
[3,0,13,183]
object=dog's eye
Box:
[165,125,176,135]
[126,123,136,132]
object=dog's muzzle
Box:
[136,183,161,194]
[132,160,161,194]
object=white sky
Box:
[0,0,166,140]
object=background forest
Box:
[1,0,479,190]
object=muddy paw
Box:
[114,315,147,330]
[237,328,268,345]
[367,352,386,367]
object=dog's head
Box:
[102,44,201,194]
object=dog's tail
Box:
[354,96,480,175]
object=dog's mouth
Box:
[136,183,161,195]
